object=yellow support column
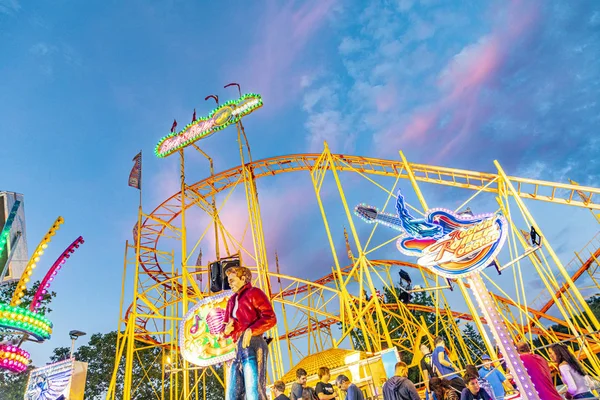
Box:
[495,161,600,332]
[326,145,393,350]
[179,149,190,398]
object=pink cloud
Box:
[400,109,439,142]
[375,84,397,112]
[233,0,335,109]
[187,180,314,270]
[383,0,540,160]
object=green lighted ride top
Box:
[155,93,263,158]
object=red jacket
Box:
[224,283,277,342]
[520,353,563,400]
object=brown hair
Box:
[273,380,286,392]
[318,366,330,378]
[225,266,252,284]
[464,373,479,384]
[296,368,308,378]
[465,364,478,376]
[395,361,408,376]
[516,342,531,353]
[550,344,586,376]
[429,377,452,398]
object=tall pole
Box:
[226,82,283,379]
[468,274,540,400]
[179,149,190,398]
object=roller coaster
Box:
[107,90,600,400]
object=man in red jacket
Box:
[223,265,276,400]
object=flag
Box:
[192,108,196,123]
[171,119,178,133]
[128,152,142,190]
[133,221,140,246]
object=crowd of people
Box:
[271,338,598,400]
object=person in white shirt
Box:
[549,344,594,399]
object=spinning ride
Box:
[108,88,600,400]
[0,214,84,375]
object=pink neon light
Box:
[30,236,84,312]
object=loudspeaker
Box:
[221,258,240,290]
[210,261,223,293]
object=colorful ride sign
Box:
[155,93,263,158]
[354,190,507,279]
[179,290,237,367]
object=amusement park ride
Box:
[107,85,600,400]
[0,197,86,397]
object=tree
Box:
[0,280,57,341]
[50,331,225,400]
[462,323,486,359]
[0,365,36,400]
[0,280,57,398]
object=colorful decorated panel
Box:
[179,290,236,367]
[0,303,52,341]
[25,358,76,400]
[355,190,507,279]
[0,199,21,261]
[155,93,263,158]
[0,343,30,373]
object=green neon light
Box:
[0,200,20,261]
[0,303,52,340]
[155,93,263,158]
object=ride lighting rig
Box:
[0,343,30,373]
[30,236,84,313]
[0,216,84,373]
[0,200,21,261]
[10,216,64,307]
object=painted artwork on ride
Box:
[24,358,88,400]
[179,290,237,367]
[354,189,507,279]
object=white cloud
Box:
[397,0,414,12]
[302,85,338,112]
[300,75,315,89]
[305,109,353,153]
[30,43,56,56]
[0,0,20,15]
[339,37,364,55]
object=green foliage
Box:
[346,283,489,384]
[0,365,35,400]
[0,280,57,397]
[0,280,57,318]
[49,331,225,400]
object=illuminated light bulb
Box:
[34,257,40,262]
[24,278,29,283]
[42,244,48,249]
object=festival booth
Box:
[272,347,401,400]
[24,358,88,400]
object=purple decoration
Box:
[206,308,226,335]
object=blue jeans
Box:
[573,392,595,399]
[226,335,268,400]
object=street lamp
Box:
[69,330,86,359]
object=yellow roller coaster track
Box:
[130,153,600,347]
[137,153,600,287]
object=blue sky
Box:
[1,0,599,367]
